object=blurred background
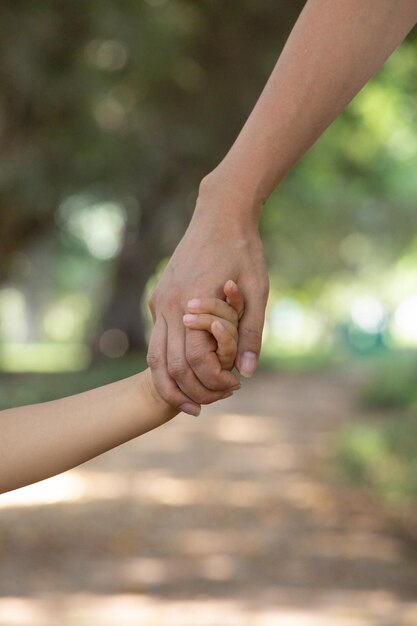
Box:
[1,1,417,624]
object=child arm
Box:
[0,281,243,495]
[0,370,176,494]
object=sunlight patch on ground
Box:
[0,465,346,511]
[138,472,199,505]
[0,598,48,626]
[177,528,265,556]
[214,414,276,444]
[120,558,171,586]
[0,592,416,626]
[0,470,130,508]
[0,468,277,509]
[0,473,86,508]
[117,555,238,586]
[198,554,238,581]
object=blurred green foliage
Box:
[0,2,416,359]
[263,38,417,292]
[0,354,146,410]
[0,0,304,351]
[336,352,417,504]
[360,352,417,409]
[336,413,417,504]
[259,347,338,372]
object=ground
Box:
[0,369,416,626]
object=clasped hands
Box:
[147,191,269,416]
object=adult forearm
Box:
[0,371,176,494]
[201,0,417,218]
[145,0,416,399]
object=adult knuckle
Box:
[147,289,156,305]
[193,388,220,405]
[240,326,262,342]
[186,345,205,367]
[167,357,188,379]
[204,373,229,392]
[190,390,208,405]
[153,385,181,408]
[167,286,182,310]
[147,293,156,315]
[164,391,182,407]
[205,391,226,405]
[146,350,163,369]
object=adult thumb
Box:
[236,300,266,378]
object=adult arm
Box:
[148,0,417,412]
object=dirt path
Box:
[0,370,416,625]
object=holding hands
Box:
[147,179,269,416]
[0,280,246,495]
[183,279,245,373]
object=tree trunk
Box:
[97,204,172,355]
[0,212,49,283]
[99,244,153,354]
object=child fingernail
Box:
[180,403,201,417]
[183,314,198,323]
[187,299,201,309]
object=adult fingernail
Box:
[230,384,241,391]
[183,314,198,323]
[187,299,201,309]
[180,403,201,417]
[239,351,257,378]
[222,391,234,399]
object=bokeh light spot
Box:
[99,329,129,358]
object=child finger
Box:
[211,320,238,370]
[224,280,245,320]
[186,297,238,326]
[183,313,238,341]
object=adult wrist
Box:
[196,164,266,231]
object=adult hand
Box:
[147,174,269,416]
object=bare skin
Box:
[148,0,417,414]
[0,283,243,495]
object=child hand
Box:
[183,280,244,371]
